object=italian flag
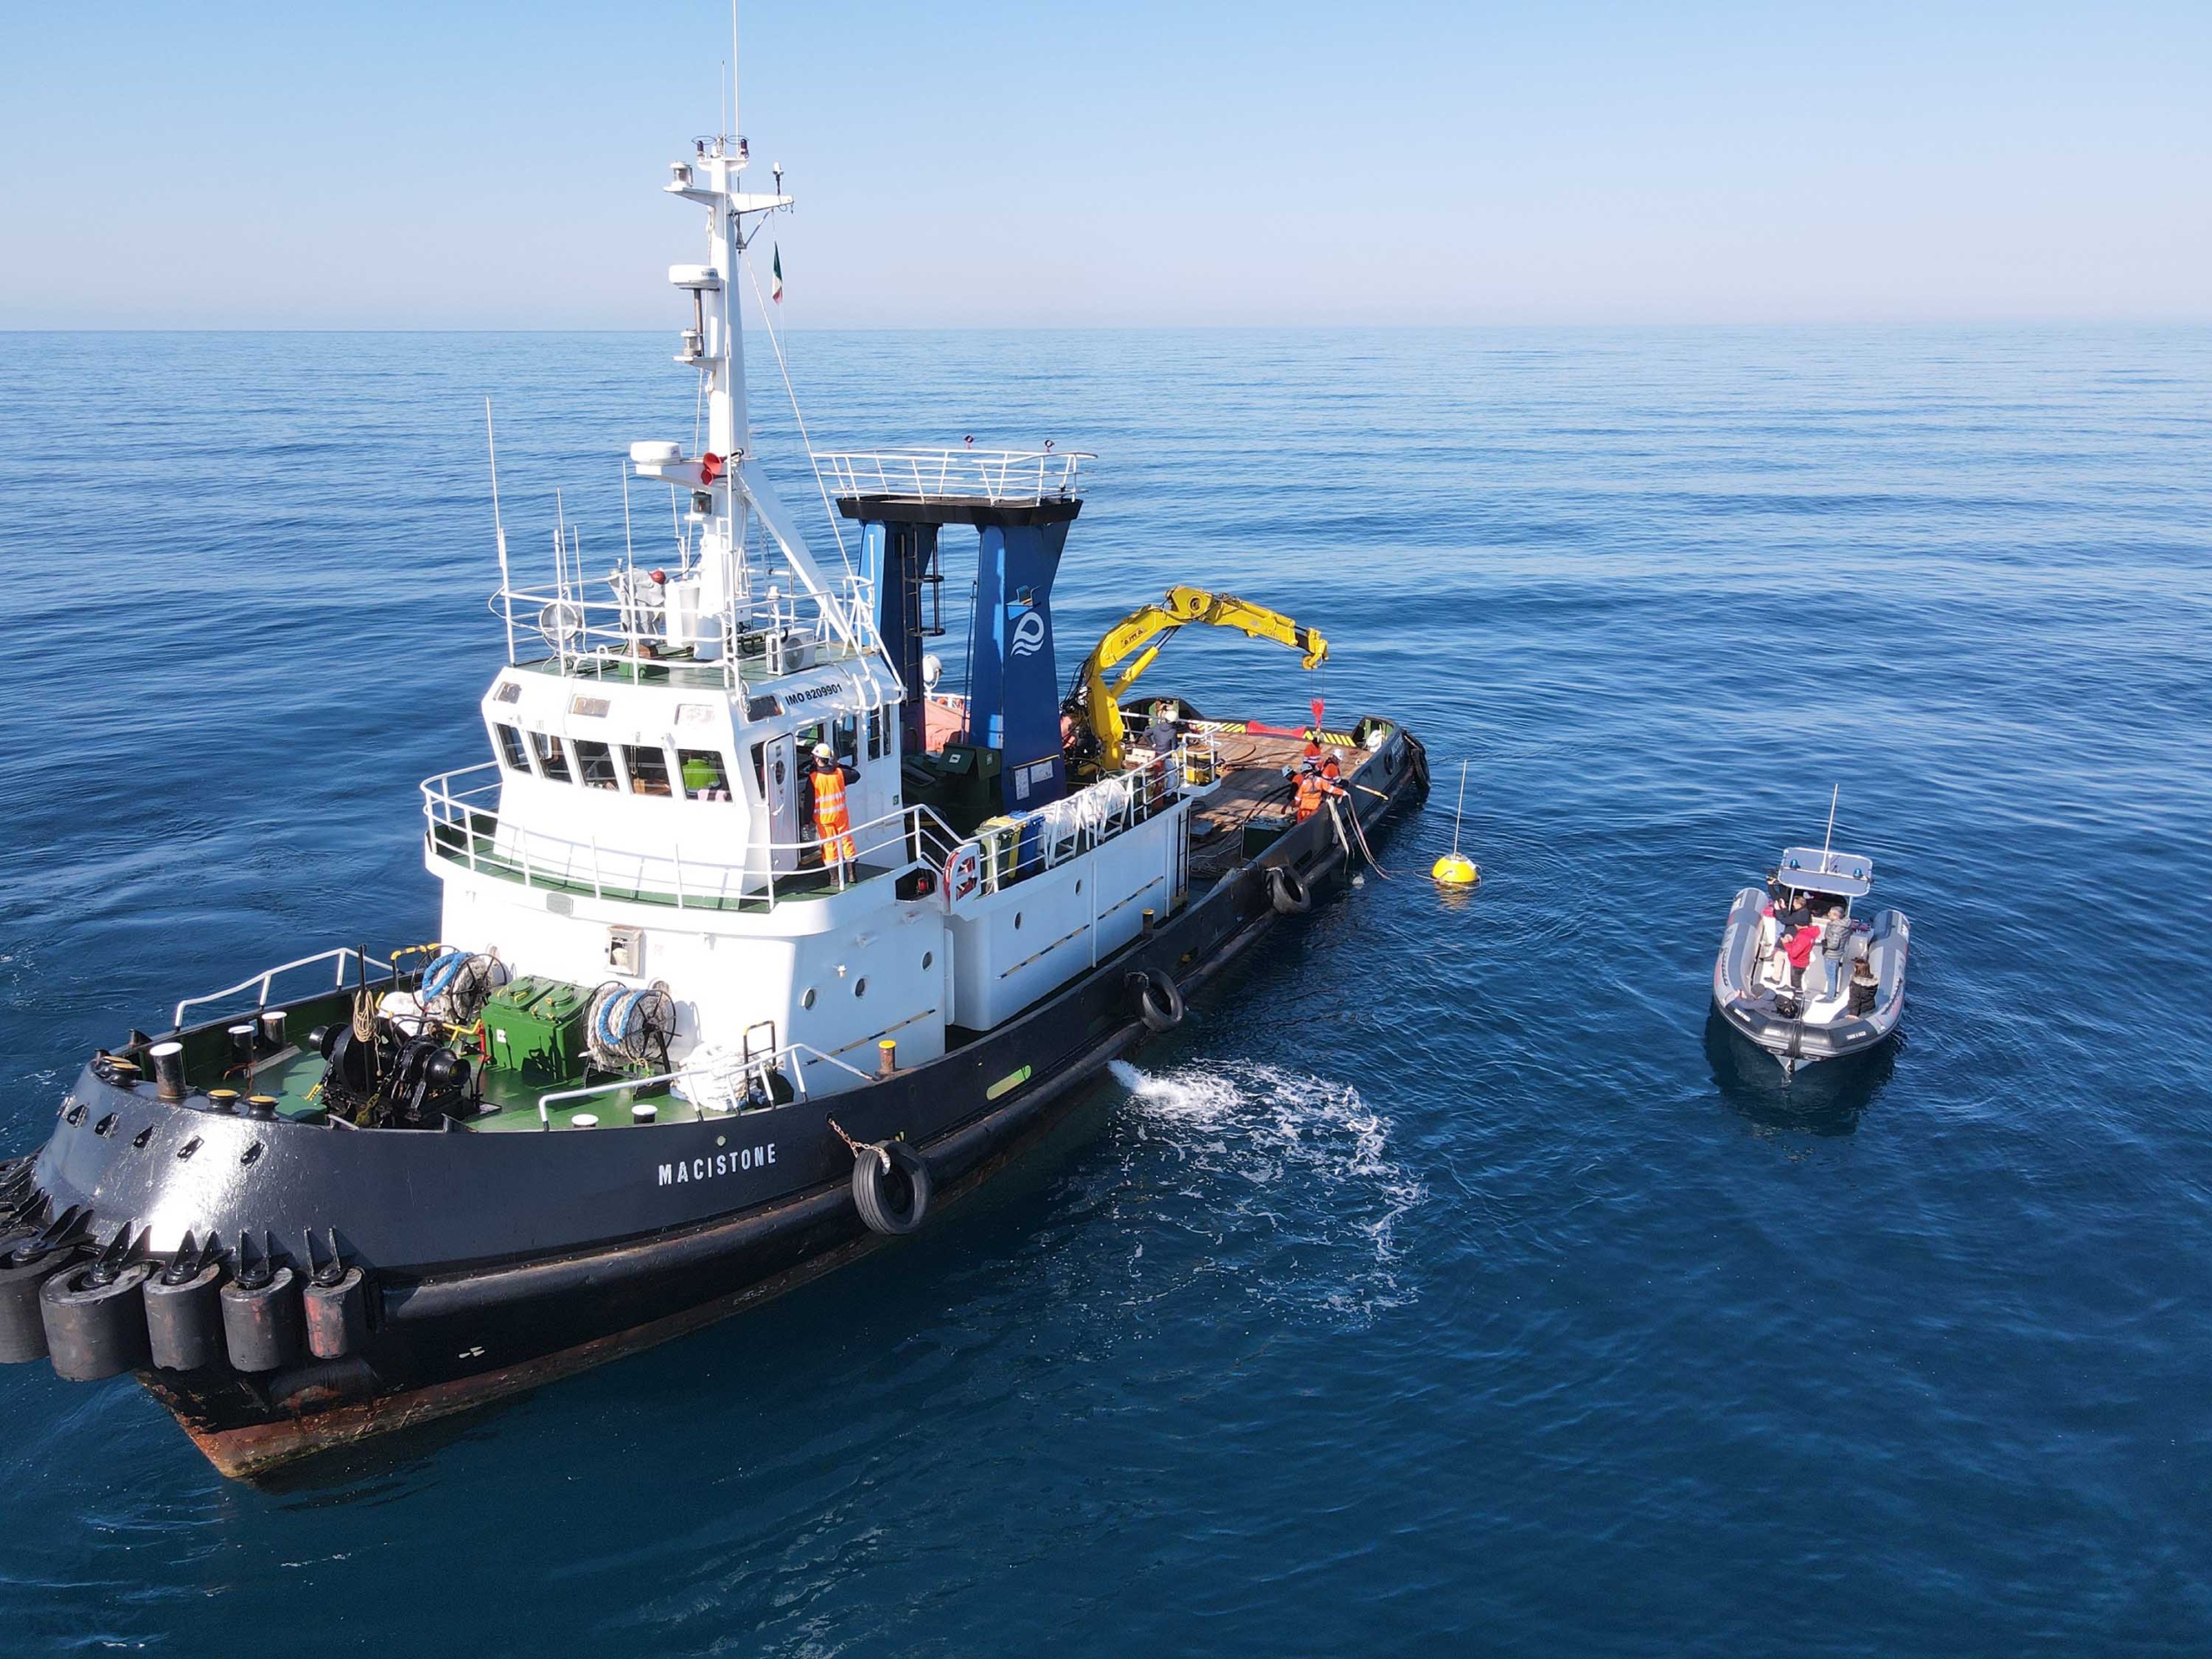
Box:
[771,245,783,303]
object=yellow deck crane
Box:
[1069,585,1328,774]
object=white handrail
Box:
[487,574,886,683]
[533,1039,876,1127]
[172,946,396,1031]
[423,769,950,912]
[811,448,1092,506]
[936,734,1216,909]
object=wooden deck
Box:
[1186,729,1379,883]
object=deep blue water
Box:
[2,327,2209,1655]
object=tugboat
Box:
[1711,821,1910,1077]
[0,105,1428,1478]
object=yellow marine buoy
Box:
[1433,760,1479,887]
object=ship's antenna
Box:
[554,488,568,601]
[485,399,515,664]
[620,461,635,569]
[731,0,741,135]
[1820,783,1840,870]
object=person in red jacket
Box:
[1780,920,1823,991]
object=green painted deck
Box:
[242,1044,729,1133]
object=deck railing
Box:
[424,731,1215,917]
[172,947,397,1032]
[493,572,882,689]
[811,448,1091,506]
[531,1039,877,1128]
[422,764,960,912]
[935,734,1218,907]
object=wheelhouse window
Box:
[574,740,619,790]
[493,724,529,772]
[679,748,732,800]
[530,731,571,782]
[866,709,884,760]
[625,744,673,797]
[832,714,860,766]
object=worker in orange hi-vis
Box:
[808,742,857,886]
[1293,757,1345,824]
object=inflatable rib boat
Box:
[1711,845,1909,1077]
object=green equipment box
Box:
[1243,813,1295,858]
[483,976,591,1082]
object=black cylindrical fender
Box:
[41,1262,155,1381]
[305,1268,372,1361]
[0,1249,84,1364]
[1268,865,1313,916]
[145,1262,226,1372]
[221,1266,305,1373]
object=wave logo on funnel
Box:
[1008,607,1047,658]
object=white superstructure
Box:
[418,131,1211,1115]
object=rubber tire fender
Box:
[1128,968,1185,1033]
[1268,865,1313,917]
[852,1141,932,1237]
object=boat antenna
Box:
[730,0,741,135]
[1452,760,1470,858]
[485,399,515,664]
[1820,783,1840,870]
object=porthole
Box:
[922,951,934,970]
[801,988,817,1010]
[855,977,868,998]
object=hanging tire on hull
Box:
[851,1141,931,1237]
[1268,866,1312,916]
[1128,968,1185,1033]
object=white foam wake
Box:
[1101,1057,1427,1324]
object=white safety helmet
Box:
[811,743,836,761]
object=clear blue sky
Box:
[3,2,2206,327]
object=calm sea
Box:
[1,327,2208,1655]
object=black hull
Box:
[15,732,1427,1477]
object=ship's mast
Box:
[658,137,869,655]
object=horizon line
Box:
[4,318,2211,335]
